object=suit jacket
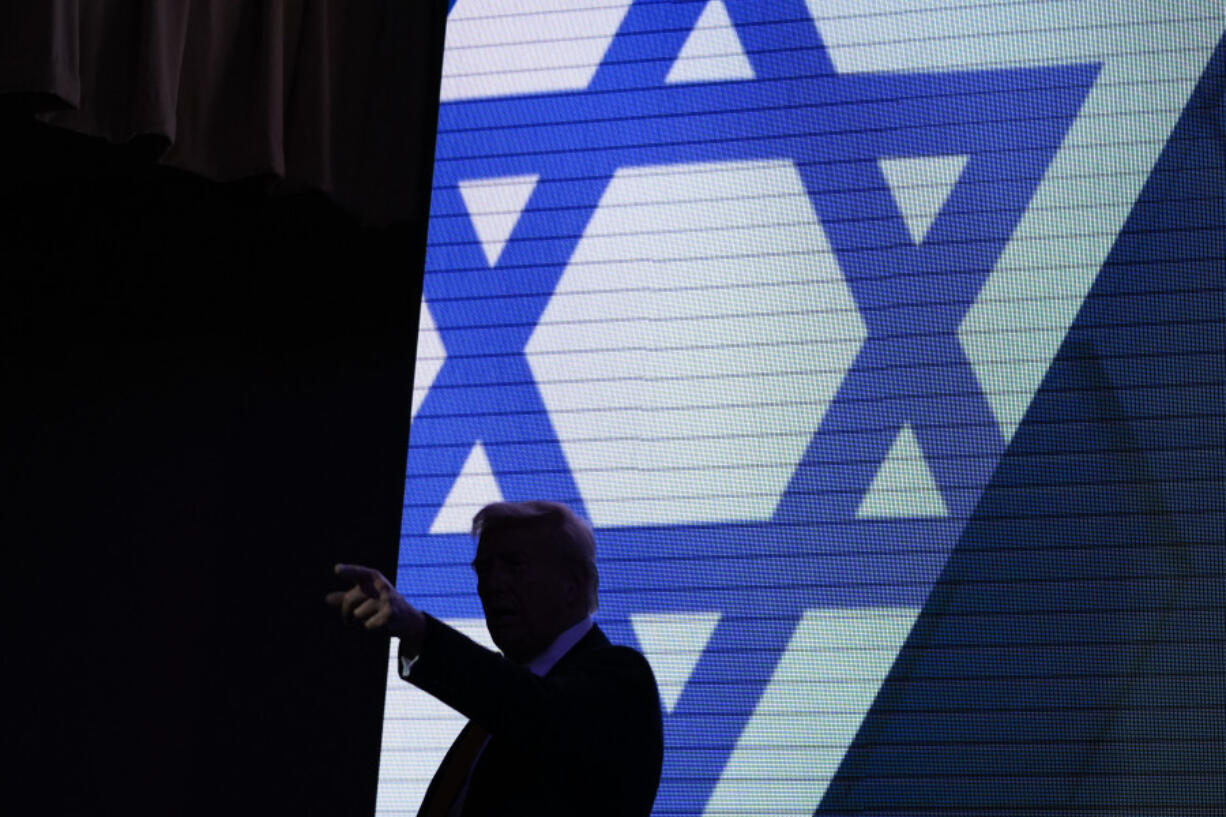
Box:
[402,615,663,817]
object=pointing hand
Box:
[325,564,425,650]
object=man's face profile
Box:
[473,523,579,663]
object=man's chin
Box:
[487,620,520,649]
[487,623,538,663]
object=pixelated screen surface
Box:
[377,2,1224,815]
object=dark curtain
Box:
[1,0,443,224]
[4,3,447,814]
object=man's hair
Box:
[472,500,599,613]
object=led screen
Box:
[377,2,1224,814]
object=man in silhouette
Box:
[326,500,663,817]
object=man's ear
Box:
[561,565,582,607]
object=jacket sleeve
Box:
[401,614,660,762]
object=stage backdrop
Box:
[377,2,1224,815]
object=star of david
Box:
[399,2,1097,813]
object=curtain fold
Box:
[1,0,444,225]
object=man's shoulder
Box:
[574,641,653,671]
[554,626,658,686]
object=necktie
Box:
[419,721,490,817]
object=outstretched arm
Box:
[408,614,660,763]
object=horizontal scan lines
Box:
[436,101,1110,165]
[395,545,1222,576]
[436,72,1201,147]
[432,190,1223,254]
[411,377,1225,423]
[424,292,1222,339]
[440,12,1214,82]
[437,73,1107,135]
[443,0,1203,41]
[428,215,1223,280]
[404,471,1219,505]
[433,138,1202,199]
[420,269,1223,312]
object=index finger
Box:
[334,563,383,591]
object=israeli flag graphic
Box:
[377,3,1226,815]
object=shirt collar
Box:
[525,615,594,677]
